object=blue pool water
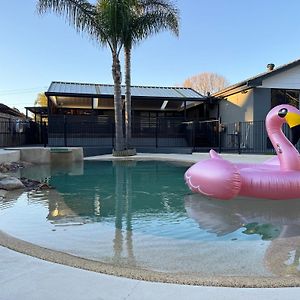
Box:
[1,160,300,277]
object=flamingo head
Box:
[266,104,300,145]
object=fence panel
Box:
[157,118,188,147]
[131,117,189,148]
[193,119,297,154]
[48,115,114,147]
[220,121,295,154]
[46,115,300,154]
[192,120,220,151]
[0,118,43,147]
[66,116,114,147]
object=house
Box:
[0,103,31,147]
[0,103,26,120]
[39,81,215,155]
[211,58,300,152]
[212,58,300,123]
[22,59,300,154]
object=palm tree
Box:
[123,0,179,149]
[37,0,130,153]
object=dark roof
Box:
[46,81,204,101]
[0,103,26,118]
[213,58,300,97]
[25,106,48,117]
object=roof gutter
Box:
[45,91,204,102]
[213,79,262,98]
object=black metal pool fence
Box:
[0,118,46,147]
[45,115,298,154]
[3,115,297,154]
[190,119,296,154]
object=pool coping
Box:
[1,230,300,288]
[1,152,300,288]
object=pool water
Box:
[1,160,300,277]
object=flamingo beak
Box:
[285,112,300,128]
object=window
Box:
[271,89,300,108]
[286,90,300,108]
[139,112,157,129]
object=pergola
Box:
[25,106,48,123]
[44,81,207,120]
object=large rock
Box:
[0,175,24,190]
[0,189,7,198]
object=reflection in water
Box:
[21,161,84,182]
[3,161,300,277]
[113,162,136,265]
[25,160,186,266]
[242,223,280,240]
[0,189,24,210]
[185,194,300,276]
[13,161,85,220]
[44,161,187,226]
[184,194,300,238]
[265,232,300,276]
[125,163,135,264]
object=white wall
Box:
[219,89,254,123]
[261,65,300,89]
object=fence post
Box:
[218,118,222,153]
[111,120,115,149]
[39,121,43,145]
[64,116,67,147]
[155,118,158,148]
[192,121,195,151]
[237,121,241,154]
[43,121,47,148]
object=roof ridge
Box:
[213,57,300,96]
[51,81,197,91]
[48,81,204,99]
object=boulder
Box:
[0,176,24,190]
[0,189,7,199]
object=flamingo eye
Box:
[278,108,288,118]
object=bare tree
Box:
[183,72,229,96]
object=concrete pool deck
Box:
[1,151,300,299]
[84,151,273,164]
[1,246,300,300]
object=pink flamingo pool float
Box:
[185,104,300,200]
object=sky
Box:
[2,0,300,112]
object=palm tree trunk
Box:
[112,52,125,152]
[124,46,132,149]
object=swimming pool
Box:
[1,160,300,280]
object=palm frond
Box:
[96,0,131,52]
[125,0,179,46]
[133,10,179,40]
[37,1,96,33]
[37,0,118,49]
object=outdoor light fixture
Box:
[93,98,98,108]
[161,100,168,110]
